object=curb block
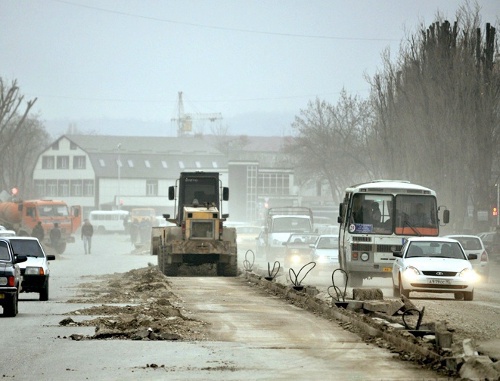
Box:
[243,270,500,380]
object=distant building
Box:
[32,133,337,224]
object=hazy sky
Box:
[1,0,499,136]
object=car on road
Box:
[0,238,27,316]
[310,234,339,272]
[445,235,489,282]
[477,231,500,263]
[0,229,17,237]
[283,233,319,269]
[392,237,477,300]
[235,225,262,252]
[6,237,55,301]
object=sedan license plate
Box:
[429,278,451,285]
[0,293,4,299]
[382,267,392,272]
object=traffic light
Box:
[493,206,498,217]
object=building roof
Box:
[62,134,227,179]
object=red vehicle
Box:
[0,200,81,254]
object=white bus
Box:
[88,210,129,234]
[338,180,449,287]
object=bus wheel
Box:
[348,273,363,287]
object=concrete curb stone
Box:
[242,270,500,380]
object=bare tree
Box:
[369,3,499,231]
[0,78,48,197]
[284,91,377,202]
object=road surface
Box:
[1,235,441,380]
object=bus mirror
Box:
[162,214,170,219]
[168,186,175,200]
[222,187,229,201]
[338,203,343,217]
[337,216,343,224]
[442,209,450,224]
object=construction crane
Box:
[171,91,222,137]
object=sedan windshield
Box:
[406,241,465,259]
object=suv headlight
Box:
[25,267,44,275]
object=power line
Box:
[52,0,398,42]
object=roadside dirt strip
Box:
[243,270,500,381]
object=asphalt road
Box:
[2,236,441,381]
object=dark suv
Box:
[0,238,27,317]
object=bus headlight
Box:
[360,252,369,261]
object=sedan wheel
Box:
[392,278,400,297]
[399,275,410,298]
[464,290,474,301]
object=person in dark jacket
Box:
[32,221,44,242]
[50,222,61,249]
[81,219,94,254]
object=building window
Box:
[99,159,105,167]
[258,173,290,196]
[195,161,201,168]
[42,156,55,169]
[57,156,70,169]
[212,161,218,168]
[146,179,158,196]
[58,180,69,196]
[145,160,151,168]
[46,180,57,197]
[34,180,45,198]
[179,161,185,169]
[127,159,134,167]
[161,160,168,168]
[83,180,94,196]
[73,156,86,169]
[51,141,59,150]
[71,180,82,196]
[70,142,77,150]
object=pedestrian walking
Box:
[130,219,139,246]
[81,219,94,254]
[50,222,61,249]
[32,221,45,242]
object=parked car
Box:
[310,234,339,272]
[392,237,477,300]
[0,230,16,237]
[283,233,319,269]
[0,238,27,316]
[6,237,55,301]
[477,231,500,262]
[445,235,489,282]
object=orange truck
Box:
[0,199,82,254]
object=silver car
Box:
[445,235,489,283]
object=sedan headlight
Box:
[290,255,302,264]
[459,268,478,282]
[402,266,420,281]
[25,267,44,275]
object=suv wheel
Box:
[3,292,18,317]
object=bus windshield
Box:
[349,193,438,235]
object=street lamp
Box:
[117,143,122,210]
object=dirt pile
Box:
[60,264,209,341]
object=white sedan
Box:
[392,237,477,301]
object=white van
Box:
[88,210,129,234]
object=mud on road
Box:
[61,264,211,341]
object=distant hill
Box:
[43,111,296,138]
